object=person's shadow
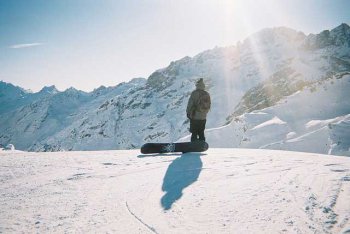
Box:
[161,153,203,210]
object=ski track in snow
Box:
[125,201,158,234]
[0,149,350,233]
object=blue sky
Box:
[1,0,349,92]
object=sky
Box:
[0,0,349,92]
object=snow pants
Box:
[190,119,206,142]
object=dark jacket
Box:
[186,83,211,120]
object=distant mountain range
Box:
[1,23,349,155]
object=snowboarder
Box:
[186,78,211,142]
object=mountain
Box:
[1,149,350,233]
[304,23,350,50]
[0,81,29,114]
[0,23,349,154]
[185,73,350,156]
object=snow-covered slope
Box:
[1,149,350,233]
[1,23,350,152]
[197,74,350,156]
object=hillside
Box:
[180,74,350,156]
[0,23,349,153]
[1,149,349,233]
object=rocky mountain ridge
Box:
[1,23,349,152]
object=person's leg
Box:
[190,119,199,142]
[190,119,196,142]
[191,134,197,142]
[198,119,206,141]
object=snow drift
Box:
[197,74,350,156]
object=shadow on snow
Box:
[161,153,204,210]
[137,153,182,158]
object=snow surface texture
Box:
[0,24,350,153]
[1,149,350,233]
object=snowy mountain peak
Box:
[128,77,147,86]
[1,24,350,155]
[330,23,350,46]
[64,87,79,92]
[304,23,350,49]
[63,87,87,96]
[244,26,306,48]
[39,85,58,94]
[331,23,350,35]
[93,85,107,91]
[0,80,27,95]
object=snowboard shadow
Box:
[137,153,183,158]
[161,153,204,210]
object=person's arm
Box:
[186,92,195,119]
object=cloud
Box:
[9,43,43,49]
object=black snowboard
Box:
[141,141,209,154]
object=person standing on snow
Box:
[186,78,211,142]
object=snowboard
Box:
[140,141,209,154]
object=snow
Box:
[305,118,339,130]
[1,149,349,233]
[1,22,349,232]
[1,24,349,152]
[250,116,286,130]
[200,75,350,156]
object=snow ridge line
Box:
[125,201,158,234]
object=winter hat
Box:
[196,78,205,90]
